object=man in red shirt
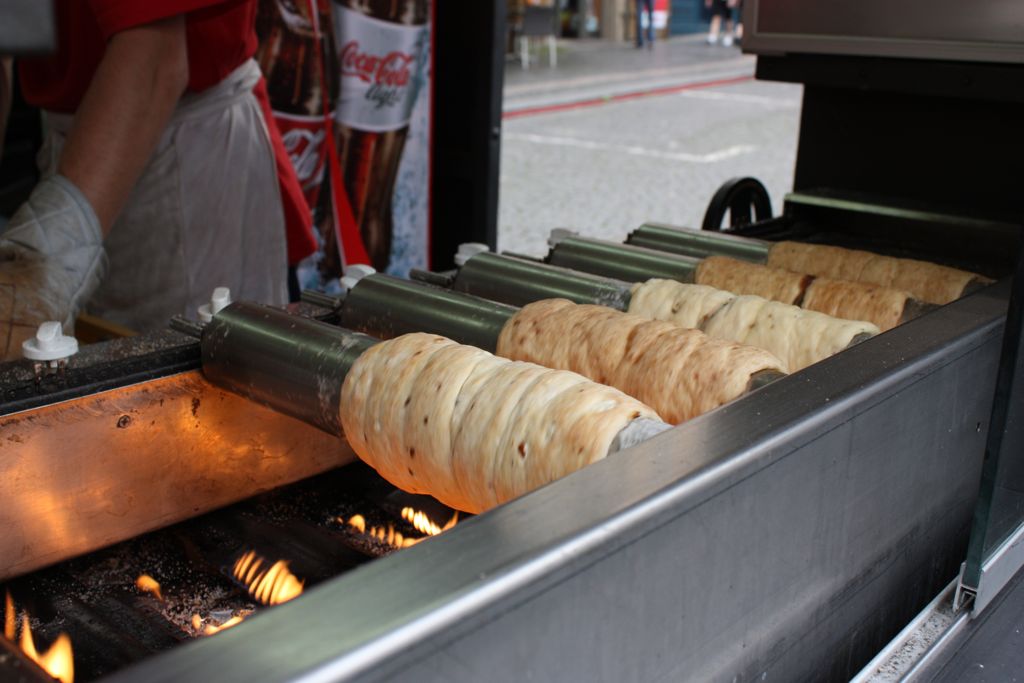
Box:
[0,0,316,358]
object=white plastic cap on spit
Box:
[197,286,232,323]
[547,228,577,249]
[454,242,490,266]
[340,264,376,294]
[22,321,78,362]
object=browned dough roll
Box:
[695,255,810,305]
[767,241,991,305]
[496,299,787,425]
[340,333,659,514]
[801,278,910,332]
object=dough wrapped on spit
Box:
[496,299,786,425]
[628,279,879,371]
[340,333,661,514]
[766,241,992,305]
[697,255,913,331]
[800,277,910,332]
[696,255,809,305]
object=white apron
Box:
[38,59,288,331]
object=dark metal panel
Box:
[104,280,1008,683]
[430,1,506,270]
[789,85,1024,221]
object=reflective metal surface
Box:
[202,302,378,435]
[106,281,1009,683]
[547,234,701,283]
[341,274,517,352]
[0,371,354,581]
[744,0,1024,64]
[627,222,771,262]
[453,252,633,309]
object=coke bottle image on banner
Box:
[256,0,339,212]
[332,0,429,270]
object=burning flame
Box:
[401,507,459,536]
[135,574,164,602]
[232,550,304,606]
[3,591,74,683]
[344,507,458,549]
[191,613,247,636]
[344,514,420,548]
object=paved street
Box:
[498,36,803,255]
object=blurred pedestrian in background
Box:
[705,0,737,46]
[635,0,654,49]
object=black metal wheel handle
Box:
[701,177,773,232]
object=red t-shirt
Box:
[18,0,316,265]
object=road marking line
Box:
[503,132,756,163]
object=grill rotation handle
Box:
[201,302,377,435]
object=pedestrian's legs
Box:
[643,0,654,46]
[707,14,721,43]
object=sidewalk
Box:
[503,35,755,114]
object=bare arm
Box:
[57,16,188,235]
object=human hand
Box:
[0,175,107,361]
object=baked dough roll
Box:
[801,278,910,332]
[496,299,786,424]
[340,333,659,514]
[767,241,991,305]
[702,295,878,371]
[695,255,810,305]
[628,279,734,329]
[628,279,879,371]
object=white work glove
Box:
[0,175,107,361]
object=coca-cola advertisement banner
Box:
[257,0,432,291]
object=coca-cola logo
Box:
[281,126,326,185]
[339,41,417,111]
[340,41,414,86]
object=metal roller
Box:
[547,232,701,282]
[201,302,378,435]
[340,273,517,352]
[451,251,634,310]
[627,222,771,262]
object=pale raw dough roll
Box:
[340,333,659,513]
[628,279,734,329]
[801,277,909,332]
[767,241,990,305]
[702,295,878,371]
[626,279,879,370]
[695,255,809,305]
[496,299,787,424]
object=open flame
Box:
[135,574,164,602]
[232,550,304,606]
[191,612,247,636]
[344,507,459,549]
[401,507,458,536]
[4,590,74,683]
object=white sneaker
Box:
[706,34,717,45]
[723,34,734,47]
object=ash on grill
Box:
[0,464,460,682]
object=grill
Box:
[4,1,1024,680]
